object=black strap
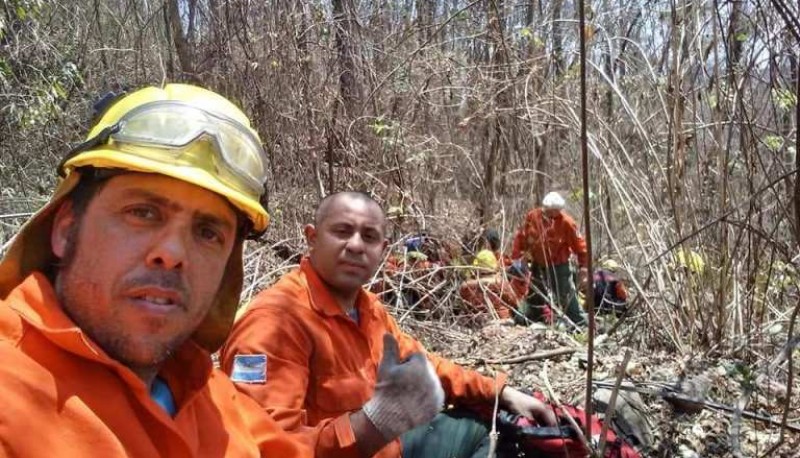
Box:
[58,124,120,177]
[515,424,577,439]
[497,410,579,439]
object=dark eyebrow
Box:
[195,213,235,234]
[121,188,236,233]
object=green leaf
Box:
[764,135,783,152]
[520,27,532,38]
[734,32,748,42]
[773,88,797,110]
[52,81,66,99]
[369,117,394,136]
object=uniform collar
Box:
[299,257,372,318]
[5,272,212,397]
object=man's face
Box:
[543,208,562,220]
[51,173,238,372]
[305,197,387,298]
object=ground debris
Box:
[401,317,800,457]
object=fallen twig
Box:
[592,381,800,434]
[598,349,632,457]
[471,347,577,365]
[542,362,593,456]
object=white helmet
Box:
[542,191,566,210]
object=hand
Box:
[500,386,557,427]
[362,334,445,440]
[578,267,589,290]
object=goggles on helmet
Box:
[59,100,268,198]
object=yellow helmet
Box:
[0,84,268,351]
[473,249,499,271]
[600,258,621,271]
[60,84,269,232]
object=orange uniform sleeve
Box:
[498,278,520,306]
[615,282,628,301]
[233,385,314,457]
[563,215,588,268]
[512,210,537,261]
[511,225,526,260]
[383,312,507,406]
[220,307,361,458]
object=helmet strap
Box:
[58,124,121,177]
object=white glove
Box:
[362,334,445,440]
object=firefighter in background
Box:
[510,260,554,325]
[512,191,588,326]
[459,249,517,319]
[593,259,629,315]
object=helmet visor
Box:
[60,100,267,201]
[108,101,267,196]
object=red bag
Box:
[497,393,642,458]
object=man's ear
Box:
[303,224,317,251]
[381,238,389,252]
[51,201,76,259]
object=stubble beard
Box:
[54,222,187,382]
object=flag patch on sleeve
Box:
[230,354,267,384]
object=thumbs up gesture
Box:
[362,334,445,440]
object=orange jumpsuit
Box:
[220,258,507,458]
[511,208,588,267]
[0,273,310,458]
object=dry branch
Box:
[473,347,577,365]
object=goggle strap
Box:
[58,124,121,177]
[91,90,129,125]
[245,185,270,240]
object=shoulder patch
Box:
[230,354,267,384]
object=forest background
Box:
[2,0,800,456]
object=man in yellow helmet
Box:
[0,84,309,457]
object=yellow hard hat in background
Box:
[600,258,621,271]
[473,249,499,270]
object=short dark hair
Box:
[484,228,501,251]
[69,171,111,220]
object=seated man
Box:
[0,85,308,457]
[221,192,556,458]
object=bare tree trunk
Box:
[297,3,325,199]
[166,0,196,80]
[333,0,359,118]
[480,0,510,224]
[552,0,564,78]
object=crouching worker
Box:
[460,250,516,319]
[221,192,556,458]
[593,259,629,316]
[0,85,309,457]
